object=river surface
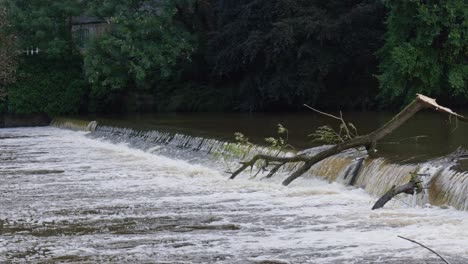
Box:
[1,127,468,263]
[92,111,468,165]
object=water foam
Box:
[1,127,468,263]
[90,125,468,211]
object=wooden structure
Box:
[71,16,108,50]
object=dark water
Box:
[89,111,468,164]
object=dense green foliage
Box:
[1,0,86,114]
[7,56,87,115]
[0,7,17,108]
[84,0,195,112]
[0,0,466,114]
[3,0,82,57]
[378,0,468,104]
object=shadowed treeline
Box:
[0,0,466,114]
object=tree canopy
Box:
[0,7,17,102]
[1,0,86,114]
[84,0,195,104]
[3,0,83,57]
[378,0,468,104]
[0,0,466,114]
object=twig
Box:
[303,104,341,121]
[380,135,428,145]
[398,154,428,163]
[340,111,353,139]
[399,135,429,143]
[392,196,412,207]
[398,236,452,264]
[304,104,356,142]
[450,114,459,133]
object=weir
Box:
[50,118,468,211]
[50,118,98,132]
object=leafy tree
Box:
[378,0,468,104]
[1,0,88,114]
[0,7,17,103]
[84,0,195,111]
[3,0,83,57]
[7,56,88,115]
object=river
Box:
[93,111,468,165]
[1,125,468,263]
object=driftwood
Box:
[229,94,468,186]
[372,172,422,210]
[344,157,365,186]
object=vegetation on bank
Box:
[0,0,466,115]
[0,6,17,112]
[378,0,468,106]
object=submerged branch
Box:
[263,162,286,179]
[372,171,422,210]
[229,154,308,180]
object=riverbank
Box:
[0,113,50,128]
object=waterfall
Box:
[429,169,468,210]
[89,125,285,166]
[59,123,468,211]
[303,155,468,211]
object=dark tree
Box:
[209,0,386,111]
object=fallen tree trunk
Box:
[229,94,468,186]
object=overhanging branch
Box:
[228,94,467,186]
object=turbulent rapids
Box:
[90,123,468,211]
[1,120,468,263]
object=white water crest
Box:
[89,125,468,211]
[50,118,98,131]
[1,127,468,263]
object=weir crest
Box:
[50,119,468,211]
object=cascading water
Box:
[2,123,468,263]
[74,122,468,212]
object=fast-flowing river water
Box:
[93,111,468,164]
[1,126,468,263]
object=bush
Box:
[7,56,88,115]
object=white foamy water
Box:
[1,127,468,263]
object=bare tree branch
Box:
[398,236,452,264]
[229,94,468,186]
[303,104,342,121]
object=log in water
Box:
[1,127,468,263]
